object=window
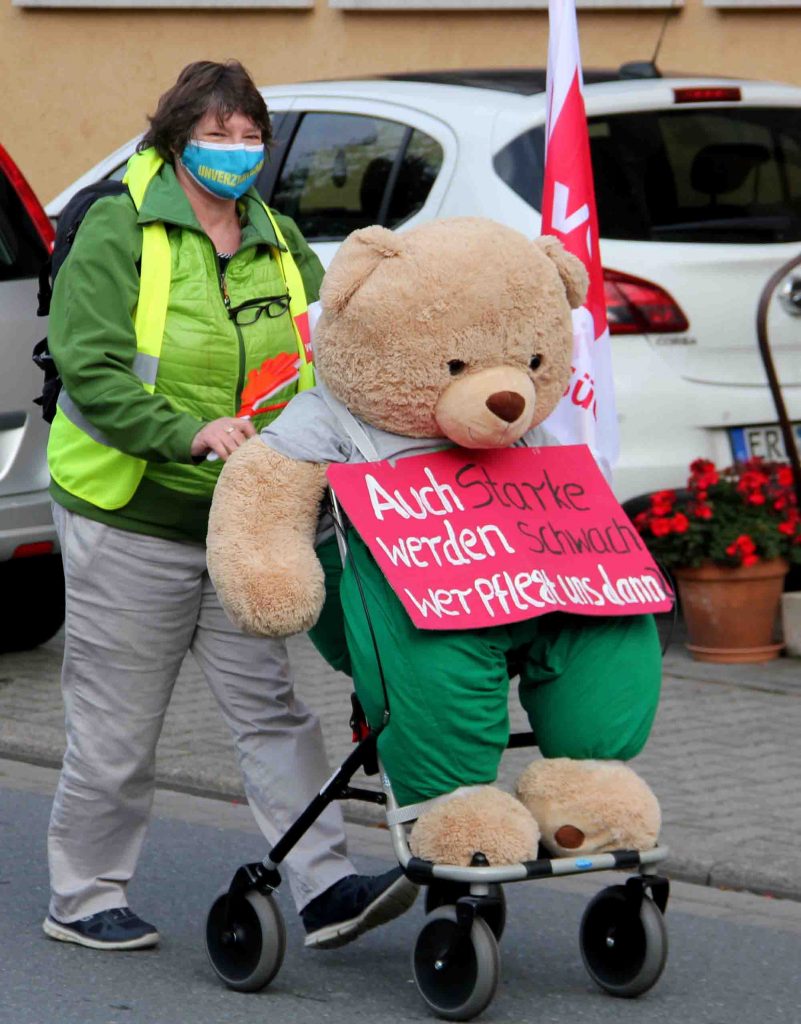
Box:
[0,168,48,281]
[387,129,444,227]
[271,113,443,241]
[493,126,546,218]
[329,0,678,8]
[494,107,801,243]
[705,0,801,7]
[15,0,310,8]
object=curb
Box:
[5,739,798,906]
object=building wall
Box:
[3,0,801,202]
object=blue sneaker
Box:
[42,908,160,950]
[301,867,417,949]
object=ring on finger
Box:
[225,426,236,434]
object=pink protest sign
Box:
[327,444,673,630]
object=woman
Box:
[43,60,415,951]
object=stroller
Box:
[203,491,671,1021]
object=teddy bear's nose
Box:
[486,391,525,423]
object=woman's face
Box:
[175,106,266,203]
[192,108,262,146]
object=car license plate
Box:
[729,422,801,462]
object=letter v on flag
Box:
[540,0,619,479]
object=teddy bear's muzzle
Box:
[435,366,536,449]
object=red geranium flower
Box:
[633,457,800,570]
[726,534,757,557]
[650,490,676,516]
[690,458,719,489]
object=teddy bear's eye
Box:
[529,354,543,371]
[448,360,466,376]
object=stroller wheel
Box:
[579,884,667,998]
[412,906,500,1021]
[425,882,507,941]
[205,889,286,992]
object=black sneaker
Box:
[42,908,160,950]
[301,867,418,949]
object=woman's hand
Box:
[191,417,257,461]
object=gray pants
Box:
[48,505,355,923]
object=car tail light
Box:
[603,269,689,335]
[0,143,55,250]
[673,86,742,104]
[13,541,54,558]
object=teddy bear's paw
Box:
[225,549,325,637]
[409,786,540,866]
[515,758,661,858]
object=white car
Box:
[49,67,801,508]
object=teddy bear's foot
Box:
[515,758,661,858]
[409,786,540,866]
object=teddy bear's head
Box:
[314,217,588,447]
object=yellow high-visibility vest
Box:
[48,148,313,511]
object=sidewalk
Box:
[1,621,799,901]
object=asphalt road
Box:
[2,759,800,1024]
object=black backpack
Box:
[33,180,130,422]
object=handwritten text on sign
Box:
[327,445,673,630]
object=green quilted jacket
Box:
[48,160,323,543]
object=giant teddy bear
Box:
[207,217,662,866]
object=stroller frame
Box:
[204,492,671,1021]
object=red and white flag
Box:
[541,0,618,478]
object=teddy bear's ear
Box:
[320,225,404,315]
[534,235,589,310]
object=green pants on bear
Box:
[310,534,662,809]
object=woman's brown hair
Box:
[139,60,272,160]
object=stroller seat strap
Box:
[317,380,381,462]
[385,785,488,826]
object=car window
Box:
[0,166,48,281]
[494,107,801,244]
[492,127,547,222]
[266,111,285,143]
[271,113,441,240]
[386,129,444,228]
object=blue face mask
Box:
[180,140,265,200]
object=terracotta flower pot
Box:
[673,558,789,663]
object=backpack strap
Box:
[37,179,134,317]
[37,259,53,317]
